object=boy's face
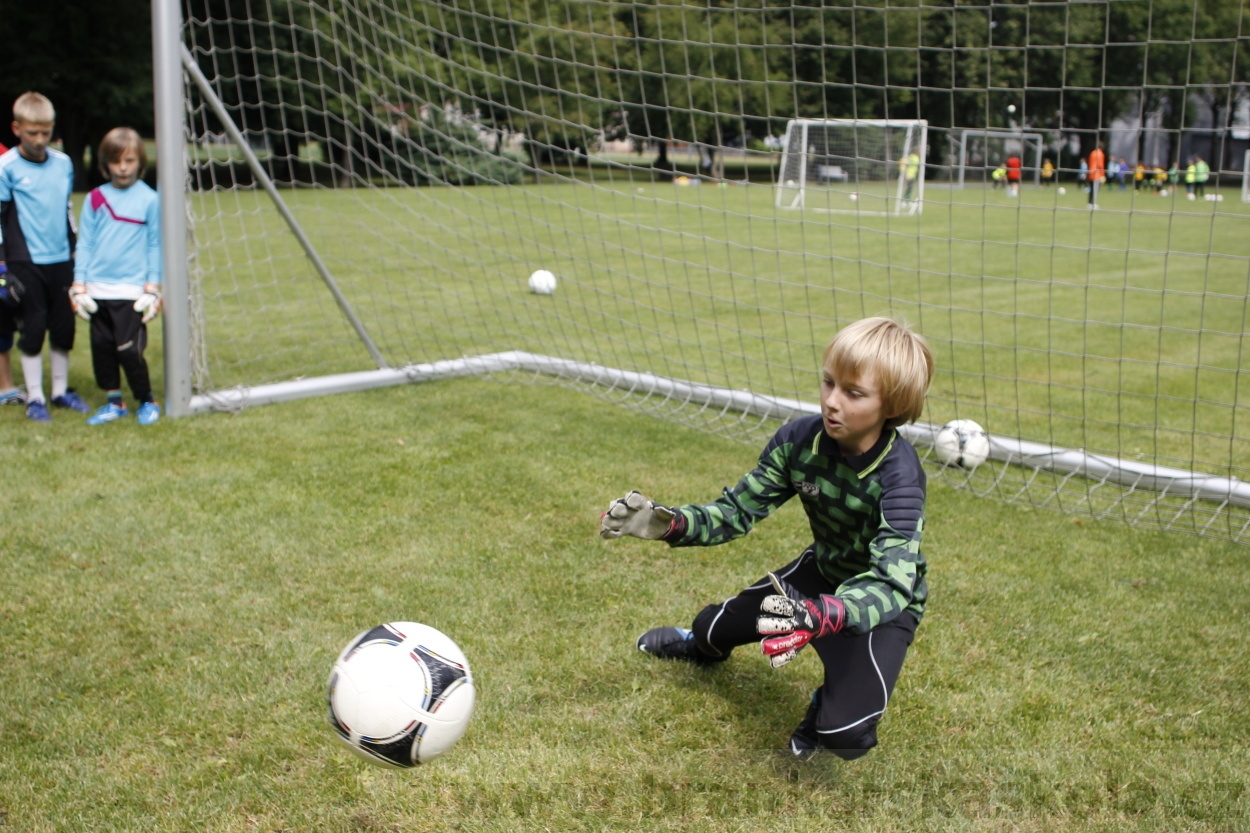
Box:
[820,362,889,456]
[11,119,53,162]
[108,149,142,189]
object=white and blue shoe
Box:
[0,387,25,405]
[136,401,161,426]
[87,402,129,425]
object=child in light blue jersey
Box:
[72,127,162,425]
[0,92,89,421]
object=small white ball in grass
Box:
[1057,186,1066,195]
[849,192,858,201]
[528,269,557,295]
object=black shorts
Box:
[6,260,76,355]
[0,301,15,347]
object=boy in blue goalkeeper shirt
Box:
[72,128,162,425]
[0,92,90,421]
[601,317,934,760]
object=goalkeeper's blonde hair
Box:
[823,317,934,429]
[13,92,55,125]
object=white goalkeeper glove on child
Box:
[599,491,678,540]
[69,283,97,320]
[133,283,162,323]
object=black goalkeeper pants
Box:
[8,261,76,356]
[90,300,153,403]
[690,548,917,759]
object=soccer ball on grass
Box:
[327,622,475,768]
[933,419,991,470]
[1057,187,1066,195]
[528,269,557,295]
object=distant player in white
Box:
[72,128,163,425]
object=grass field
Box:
[1,370,1248,831]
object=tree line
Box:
[2,0,1244,190]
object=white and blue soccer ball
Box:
[327,622,475,768]
[933,419,991,470]
[528,269,558,295]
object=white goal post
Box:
[775,119,927,215]
[954,130,1045,188]
[1243,150,1249,203]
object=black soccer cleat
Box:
[635,626,708,661]
[788,689,823,761]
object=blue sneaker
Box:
[136,401,161,426]
[51,390,90,414]
[0,387,25,405]
[26,399,51,422]
[87,402,129,425]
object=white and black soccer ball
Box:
[933,419,991,470]
[528,269,557,295]
[327,622,475,768]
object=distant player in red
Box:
[1005,155,1022,197]
[1087,142,1106,209]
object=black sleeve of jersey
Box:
[878,444,926,537]
[0,199,31,263]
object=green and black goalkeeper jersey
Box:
[667,415,928,634]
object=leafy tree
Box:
[0,0,153,190]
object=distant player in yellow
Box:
[991,163,1007,189]
[901,150,921,206]
[1040,158,1054,186]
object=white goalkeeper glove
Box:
[599,491,678,540]
[133,283,162,323]
[69,283,97,320]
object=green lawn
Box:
[1,376,1247,831]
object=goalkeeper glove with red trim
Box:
[757,572,846,668]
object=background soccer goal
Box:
[774,119,926,215]
[953,129,1045,188]
[159,0,1250,544]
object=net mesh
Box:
[181,0,1250,542]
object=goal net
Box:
[170,0,1250,544]
[775,119,926,215]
